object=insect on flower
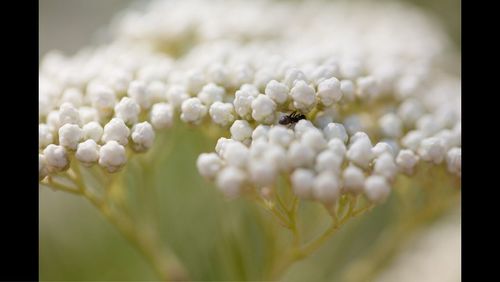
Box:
[279,111,306,126]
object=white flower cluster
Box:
[197,113,458,205]
[39,0,461,201]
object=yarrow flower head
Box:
[39,0,460,215]
[39,1,460,280]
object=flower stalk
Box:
[41,155,189,281]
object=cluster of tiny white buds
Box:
[197,120,424,206]
[39,0,460,216]
[209,102,235,127]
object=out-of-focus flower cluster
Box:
[39,0,461,208]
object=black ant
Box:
[279,111,306,126]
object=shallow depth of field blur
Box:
[39,0,461,281]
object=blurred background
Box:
[39,0,460,57]
[39,0,460,281]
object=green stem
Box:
[44,161,188,281]
[269,197,371,280]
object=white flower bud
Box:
[185,69,205,94]
[250,138,268,159]
[265,80,289,104]
[58,123,83,150]
[209,102,235,126]
[234,88,257,119]
[252,125,270,141]
[61,88,83,107]
[395,75,419,98]
[222,142,249,168]
[301,129,328,152]
[197,83,225,106]
[288,141,316,168]
[89,84,116,117]
[137,63,170,82]
[39,124,53,149]
[240,84,260,96]
[216,166,247,199]
[343,164,365,194]
[99,141,127,173]
[166,85,190,108]
[323,123,348,143]
[39,154,49,181]
[249,159,277,187]
[215,137,237,156]
[379,113,403,138]
[434,107,457,129]
[291,168,315,199]
[147,80,167,103]
[401,130,425,151]
[446,147,461,177]
[264,144,288,171]
[373,153,398,181]
[416,115,441,136]
[315,150,343,173]
[207,64,230,87]
[251,94,276,123]
[268,126,294,148]
[230,120,253,142]
[397,98,424,126]
[128,80,151,109]
[115,97,140,125]
[102,118,130,145]
[418,137,446,164]
[357,76,380,99]
[312,64,339,84]
[131,121,155,152]
[290,80,316,112]
[340,80,355,102]
[46,111,61,132]
[79,107,99,124]
[317,77,342,106]
[372,142,395,158]
[150,103,174,129]
[106,69,132,94]
[349,131,370,146]
[313,172,341,204]
[197,153,223,180]
[294,119,315,138]
[396,149,419,175]
[254,68,274,90]
[364,175,391,204]
[180,97,207,124]
[340,59,362,79]
[76,139,99,167]
[284,68,308,88]
[43,144,69,172]
[346,137,373,169]
[59,102,81,126]
[82,121,103,142]
[434,129,458,151]
[231,64,254,86]
[328,139,347,157]
[380,139,400,156]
